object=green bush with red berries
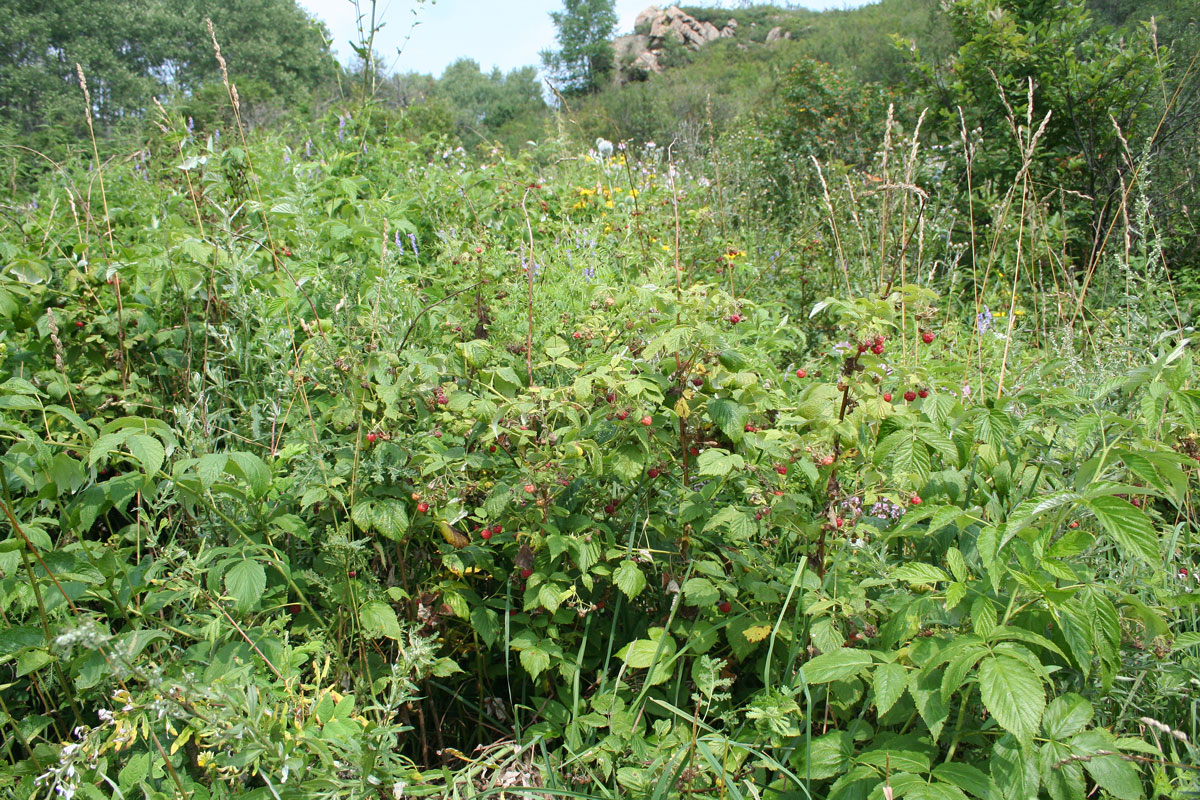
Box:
[0,99,1197,800]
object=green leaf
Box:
[803,649,873,683]
[893,562,949,584]
[228,452,271,497]
[873,661,908,715]
[703,506,757,540]
[1077,736,1142,800]
[351,500,375,533]
[617,627,677,678]
[978,654,1044,744]
[681,577,720,607]
[196,453,228,487]
[538,582,564,614]
[125,434,164,477]
[932,763,995,800]
[615,560,646,600]
[696,448,744,477]
[371,498,409,540]
[225,558,266,612]
[707,398,748,443]
[1085,495,1158,567]
[1042,693,1093,741]
[520,646,550,679]
[359,600,402,640]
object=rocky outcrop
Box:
[765,26,792,44]
[619,6,740,81]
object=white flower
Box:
[595,138,613,158]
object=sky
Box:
[296,0,866,79]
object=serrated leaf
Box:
[873,661,908,715]
[893,562,949,584]
[1085,495,1158,567]
[696,448,744,477]
[351,500,374,532]
[978,654,1043,744]
[707,399,748,443]
[225,558,266,612]
[615,560,646,600]
[703,506,756,540]
[196,453,228,487]
[359,600,402,640]
[520,646,550,679]
[1042,693,1093,741]
[742,625,772,643]
[803,649,873,683]
[681,577,719,607]
[372,498,409,540]
[228,452,271,497]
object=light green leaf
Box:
[615,560,646,600]
[873,661,908,715]
[697,448,744,477]
[682,577,720,607]
[978,654,1044,744]
[225,558,266,612]
[360,600,402,640]
[803,649,873,683]
[1085,495,1158,567]
[126,434,164,478]
[893,562,950,584]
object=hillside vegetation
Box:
[1,0,1200,798]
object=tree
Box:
[0,0,336,138]
[434,59,547,150]
[542,0,618,95]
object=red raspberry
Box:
[616,410,628,420]
[524,483,536,494]
[910,495,922,505]
[481,529,493,540]
[921,331,935,344]
[872,343,884,354]
[366,432,378,443]
[491,524,502,534]
[918,389,929,398]
[718,600,732,614]
[904,390,917,402]
[795,368,807,378]
[883,393,893,402]
[728,314,741,324]
[417,501,429,513]
[520,568,533,579]
[640,415,652,426]
[775,464,787,475]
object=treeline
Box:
[3,0,1199,274]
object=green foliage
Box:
[0,0,336,140]
[543,0,619,94]
[1,2,1200,798]
[433,59,548,152]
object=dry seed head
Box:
[46,309,65,371]
[75,64,93,124]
